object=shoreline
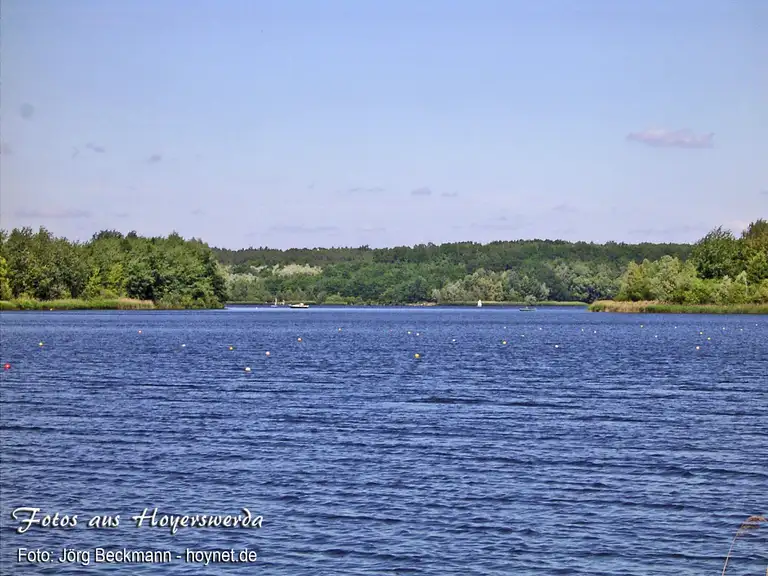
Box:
[0,298,224,311]
[5,299,767,314]
[227,300,589,308]
[1,298,588,311]
[588,300,768,315]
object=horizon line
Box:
[0,225,712,252]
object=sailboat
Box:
[477,299,483,308]
[271,297,279,307]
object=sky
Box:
[1,0,766,249]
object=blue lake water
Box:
[1,307,766,575]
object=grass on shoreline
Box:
[0,298,156,311]
[589,300,768,315]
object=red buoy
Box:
[3,363,10,370]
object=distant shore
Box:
[0,298,223,311]
[226,300,589,308]
[1,298,586,311]
[588,300,768,315]
[6,298,766,314]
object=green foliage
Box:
[0,254,12,300]
[691,226,742,279]
[3,219,764,308]
[616,220,768,306]
[216,240,689,305]
[0,228,227,308]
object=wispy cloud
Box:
[0,142,12,155]
[454,214,529,232]
[346,186,385,193]
[113,212,130,219]
[191,209,204,216]
[551,203,578,214]
[19,103,35,120]
[147,153,163,164]
[411,187,432,197]
[626,128,714,149]
[628,224,708,236]
[441,191,459,198]
[760,189,768,196]
[357,226,386,233]
[16,208,92,220]
[267,225,339,234]
[85,142,106,153]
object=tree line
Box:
[0,228,227,308]
[1,220,765,307]
[218,238,695,305]
[615,220,768,305]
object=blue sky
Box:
[1,0,766,249]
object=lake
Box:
[1,307,766,574]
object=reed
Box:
[721,515,766,576]
[0,298,155,311]
[589,300,768,314]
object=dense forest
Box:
[0,228,227,308]
[1,220,765,308]
[612,219,768,305]
[216,240,694,305]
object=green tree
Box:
[691,226,741,279]
[0,255,12,300]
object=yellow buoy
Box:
[39,342,44,347]
[502,340,507,345]
[228,346,234,350]
[414,353,420,359]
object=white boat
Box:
[477,300,483,308]
[289,303,309,309]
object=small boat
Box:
[477,300,483,308]
[289,303,310,309]
[519,306,536,312]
